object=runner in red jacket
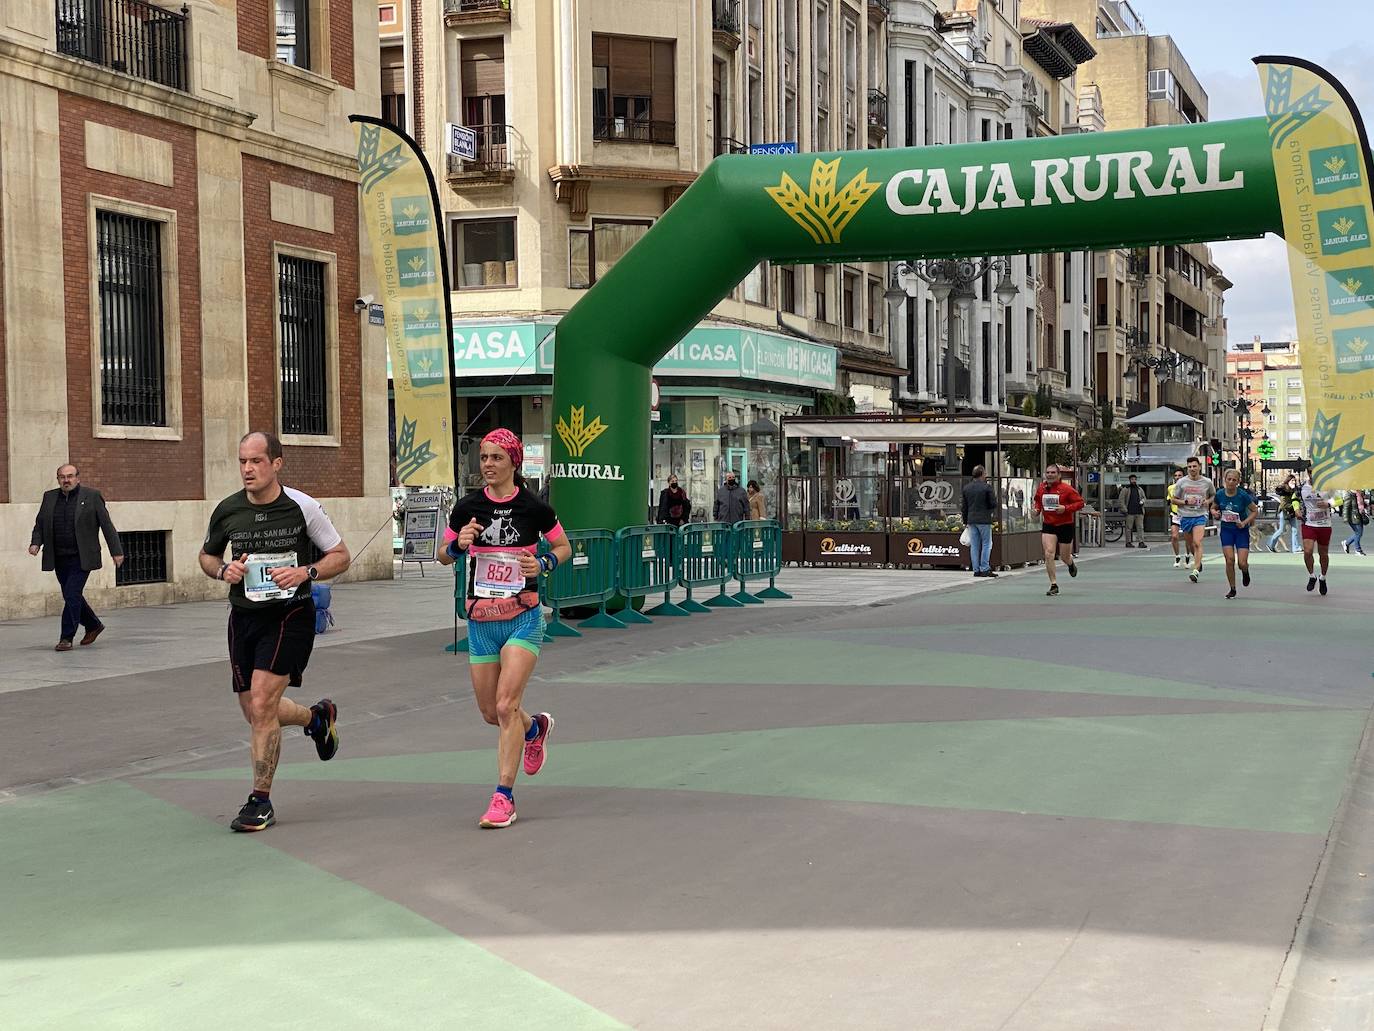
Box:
[1032,464,1085,597]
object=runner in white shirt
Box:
[1170,457,1215,584]
[1299,478,1335,595]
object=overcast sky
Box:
[1115,0,1374,348]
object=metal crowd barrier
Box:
[730,520,791,603]
[543,528,623,634]
[676,521,740,610]
[615,524,689,619]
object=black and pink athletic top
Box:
[445,485,566,594]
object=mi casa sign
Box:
[884,143,1245,217]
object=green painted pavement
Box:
[164,710,1364,834]
[553,636,1309,704]
[0,782,625,1031]
[826,613,1373,645]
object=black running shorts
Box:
[227,599,316,693]
[1041,522,1075,545]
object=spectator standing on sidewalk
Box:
[1341,488,1367,555]
[28,464,124,652]
[714,471,748,524]
[1118,474,1147,549]
[656,474,691,527]
[1268,474,1300,553]
[747,480,767,520]
[961,466,999,578]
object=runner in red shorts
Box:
[1299,478,1335,595]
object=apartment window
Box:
[744,262,770,305]
[814,2,830,149]
[982,322,992,404]
[1287,413,1302,423]
[1062,329,1071,377]
[1268,377,1277,391]
[275,0,310,69]
[1002,307,1012,373]
[1062,253,1072,302]
[1288,449,1302,458]
[381,45,406,131]
[814,265,831,322]
[981,118,992,142]
[1288,396,1302,406]
[454,218,517,289]
[1286,377,1302,389]
[378,5,397,26]
[867,277,883,334]
[842,18,858,149]
[277,254,329,436]
[592,35,676,145]
[923,67,933,146]
[569,218,651,288]
[1267,413,1277,425]
[780,265,797,313]
[1287,430,1302,441]
[462,39,507,131]
[96,210,167,428]
[842,270,860,329]
[114,530,169,586]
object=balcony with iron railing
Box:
[445,124,515,187]
[714,135,747,157]
[56,0,189,92]
[443,0,510,27]
[867,89,888,143]
[593,115,675,146]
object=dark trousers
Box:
[54,555,99,641]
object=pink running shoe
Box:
[479,792,516,829]
[523,712,554,776]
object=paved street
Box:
[3,547,1372,1030]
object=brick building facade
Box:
[1,0,390,619]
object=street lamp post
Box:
[1213,388,1270,486]
[886,257,1019,471]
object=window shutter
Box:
[381,46,405,95]
[615,37,653,97]
[461,38,505,96]
[651,40,675,120]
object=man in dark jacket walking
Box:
[713,471,748,523]
[961,465,999,577]
[28,464,124,651]
[657,474,691,526]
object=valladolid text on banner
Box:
[1255,57,1374,491]
[352,115,456,487]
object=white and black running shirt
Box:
[204,486,342,608]
[1301,484,1334,527]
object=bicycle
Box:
[1103,506,1125,543]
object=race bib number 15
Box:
[244,552,298,603]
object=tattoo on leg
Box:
[254,729,282,792]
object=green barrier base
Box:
[619,607,653,625]
[444,638,470,654]
[579,603,628,629]
[645,597,691,617]
[679,597,712,614]
[704,587,746,608]
[733,585,765,604]
[756,586,792,600]
[546,618,583,638]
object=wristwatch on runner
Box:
[307,565,319,581]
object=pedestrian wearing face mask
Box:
[657,474,691,527]
[714,471,749,524]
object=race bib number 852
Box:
[473,552,525,598]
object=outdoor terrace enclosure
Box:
[545,68,1343,533]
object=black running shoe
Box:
[1320,578,1328,596]
[230,797,275,832]
[1225,588,1237,599]
[1307,576,1317,592]
[1242,568,1251,588]
[1046,584,1059,597]
[306,699,339,761]
[1068,562,1078,578]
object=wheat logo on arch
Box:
[766,158,881,245]
[556,405,608,458]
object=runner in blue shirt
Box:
[1210,468,1258,600]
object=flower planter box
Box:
[889,531,966,568]
[803,531,888,564]
[781,529,804,564]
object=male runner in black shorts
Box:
[200,431,351,831]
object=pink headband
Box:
[481,428,523,470]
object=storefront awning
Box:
[783,421,1072,444]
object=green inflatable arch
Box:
[546,63,1353,533]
